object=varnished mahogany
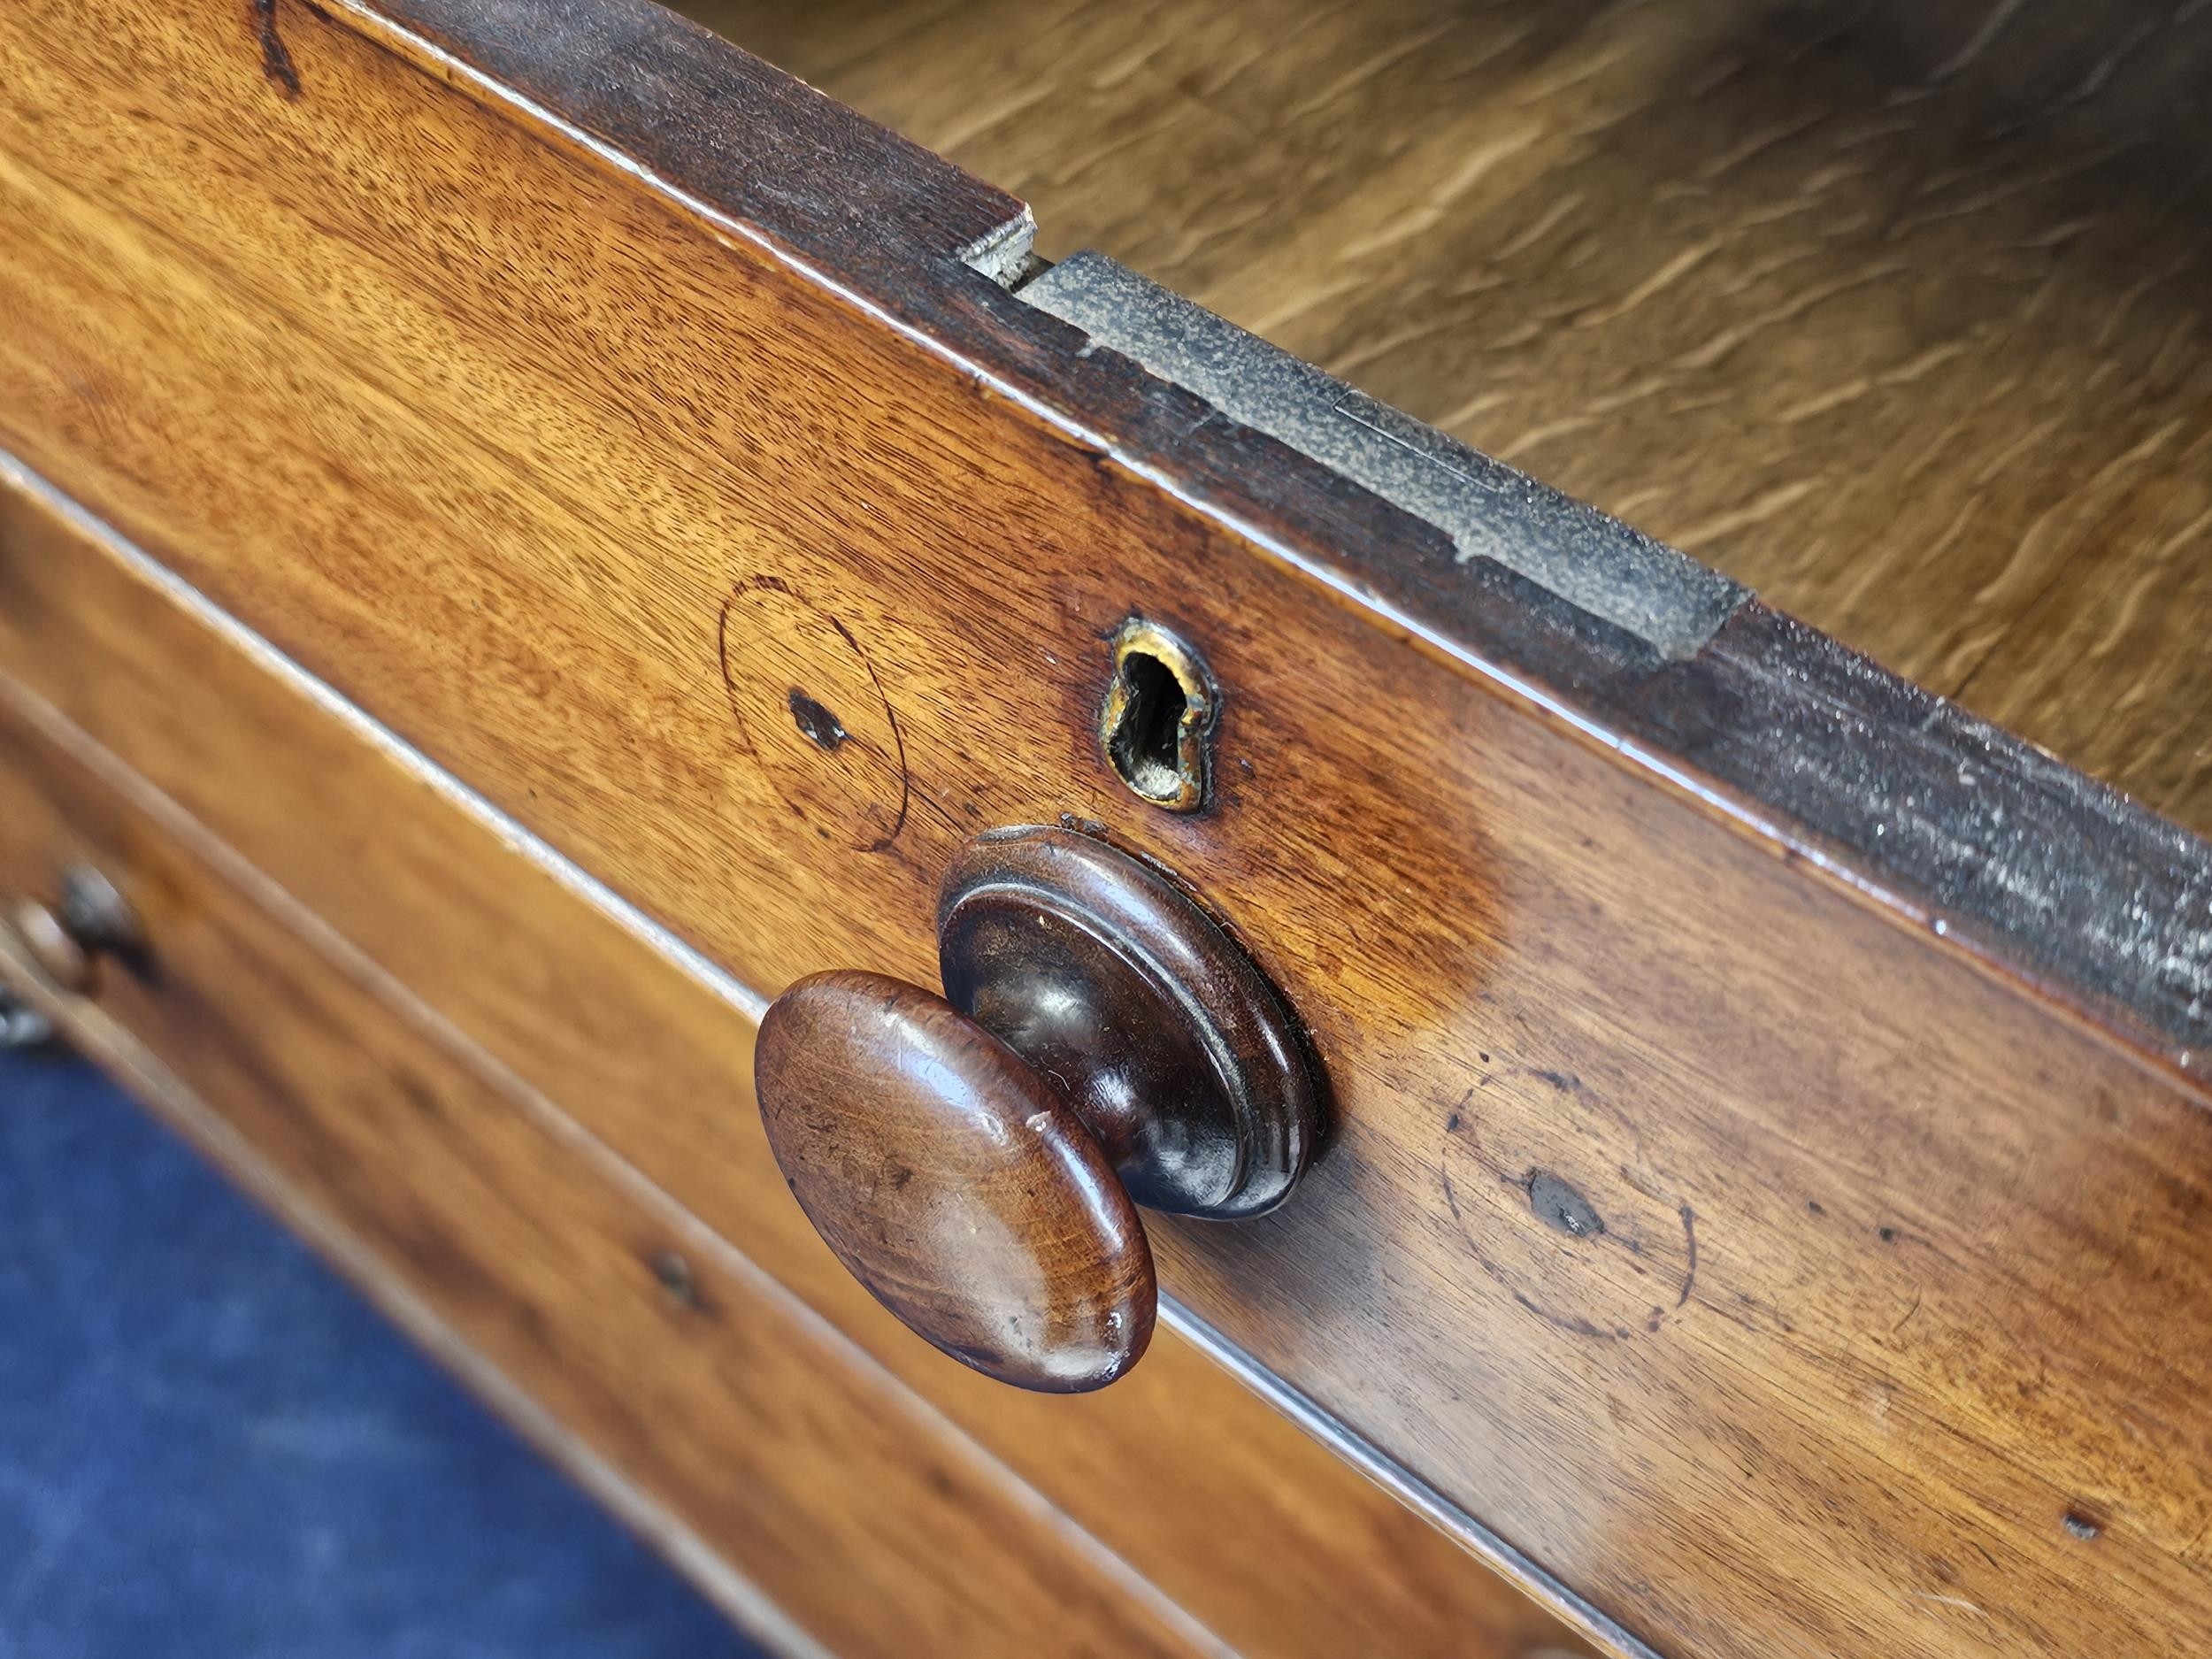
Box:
[939,826,1321,1221]
[695,0,2212,836]
[0,700,1217,1659]
[4,3,2211,1656]
[0,464,1606,1658]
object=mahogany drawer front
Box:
[0,472,1600,1659]
[4,4,2212,1659]
[0,695,1228,1659]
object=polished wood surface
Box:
[4,5,2211,1656]
[697,0,2212,836]
[759,970,1157,1392]
[5,0,2200,1064]
[0,697,1213,1659]
[0,466,1603,1658]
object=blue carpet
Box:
[0,1047,761,1659]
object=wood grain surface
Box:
[0,465,1602,1659]
[5,0,2205,1068]
[0,695,1216,1659]
[695,0,2212,835]
[4,4,2212,1657]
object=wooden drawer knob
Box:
[756,826,1323,1392]
[7,864,142,995]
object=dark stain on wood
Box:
[250,0,301,97]
[1528,1170,1604,1240]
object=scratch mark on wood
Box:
[1909,1589,1988,1617]
[1890,1286,1924,1337]
[1929,0,2029,81]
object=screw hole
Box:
[787,687,849,751]
[2062,1509,2102,1540]
[650,1249,697,1306]
[1100,619,1215,811]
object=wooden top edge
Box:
[332,0,1031,267]
[329,0,2212,1080]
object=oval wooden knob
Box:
[10,897,92,993]
[755,826,1323,1392]
[758,971,1156,1391]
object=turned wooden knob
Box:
[756,826,1323,1393]
[8,865,142,995]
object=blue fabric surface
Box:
[0,1048,760,1659]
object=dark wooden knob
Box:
[758,971,1156,1390]
[7,865,142,995]
[755,826,1322,1392]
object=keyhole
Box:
[1111,651,1184,788]
[1100,619,1216,812]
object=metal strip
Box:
[1019,251,1747,659]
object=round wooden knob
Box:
[10,897,92,994]
[755,826,1323,1392]
[758,971,1156,1390]
[7,865,142,995]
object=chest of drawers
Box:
[3,3,2208,1655]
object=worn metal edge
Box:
[1018,252,1747,660]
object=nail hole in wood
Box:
[1528,1169,1606,1238]
[787,687,849,751]
[650,1249,697,1305]
[1100,618,1216,812]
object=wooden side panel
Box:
[2,5,2210,1657]
[0,456,1601,1659]
[0,695,1217,1659]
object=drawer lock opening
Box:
[1100,618,1216,813]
